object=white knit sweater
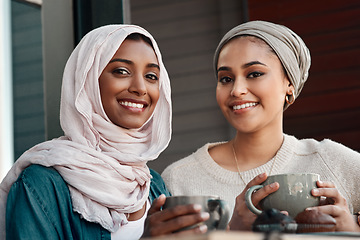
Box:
[162,134,360,214]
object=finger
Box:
[307,205,342,217]
[148,194,166,215]
[251,182,279,207]
[175,224,208,236]
[158,204,203,222]
[244,173,267,192]
[307,206,359,232]
[311,188,344,204]
[317,180,335,188]
[160,212,210,233]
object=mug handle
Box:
[208,199,230,230]
[245,185,263,215]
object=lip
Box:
[118,98,149,112]
[230,101,258,112]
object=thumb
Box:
[148,194,166,215]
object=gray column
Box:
[42,0,74,140]
[0,0,14,180]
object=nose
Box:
[231,78,248,97]
[128,74,147,96]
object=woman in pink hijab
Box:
[0,25,208,239]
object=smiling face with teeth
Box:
[216,36,294,134]
[99,36,160,129]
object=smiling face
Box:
[216,36,294,134]
[99,37,160,129]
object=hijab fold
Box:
[0,25,172,236]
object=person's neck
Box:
[231,129,284,171]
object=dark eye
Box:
[146,73,158,81]
[113,68,129,75]
[247,71,264,78]
[219,76,233,84]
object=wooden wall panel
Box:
[248,0,360,22]
[248,0,360,152]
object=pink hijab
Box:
[0,25,172,236]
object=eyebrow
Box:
[243,61,266,68]
[217,66,232,73]
[109,58,131,64]
[147,63,160,70]
[217,61,267,73]
[109,58,160,70]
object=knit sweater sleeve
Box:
[317,139,360,213]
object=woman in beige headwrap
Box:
[0,24,209,239]
[162,20,360,232]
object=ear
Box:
[287,84,295,95]
[283,77,294,95]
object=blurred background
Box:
[1,0,359,181]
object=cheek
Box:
[215,89,221,106]
[257,84,286,108]
[216,86,228,106]
[99,75,114,98]
[99,85,109,106]
[150,85,160,105]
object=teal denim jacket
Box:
[6,165,170,240]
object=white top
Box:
[162,134,360,215]
[111,200,150,240]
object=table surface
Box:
[142,231,360,240]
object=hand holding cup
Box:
[162,195,230,232]
[245,173,320,218]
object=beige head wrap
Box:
[0,24,172,237]
[214,20,311,109]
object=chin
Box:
[120,121,146,129]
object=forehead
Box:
[235,35,269,47]
[217,36,277,66]
[222,36,273,55]
[113,39,158,60]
